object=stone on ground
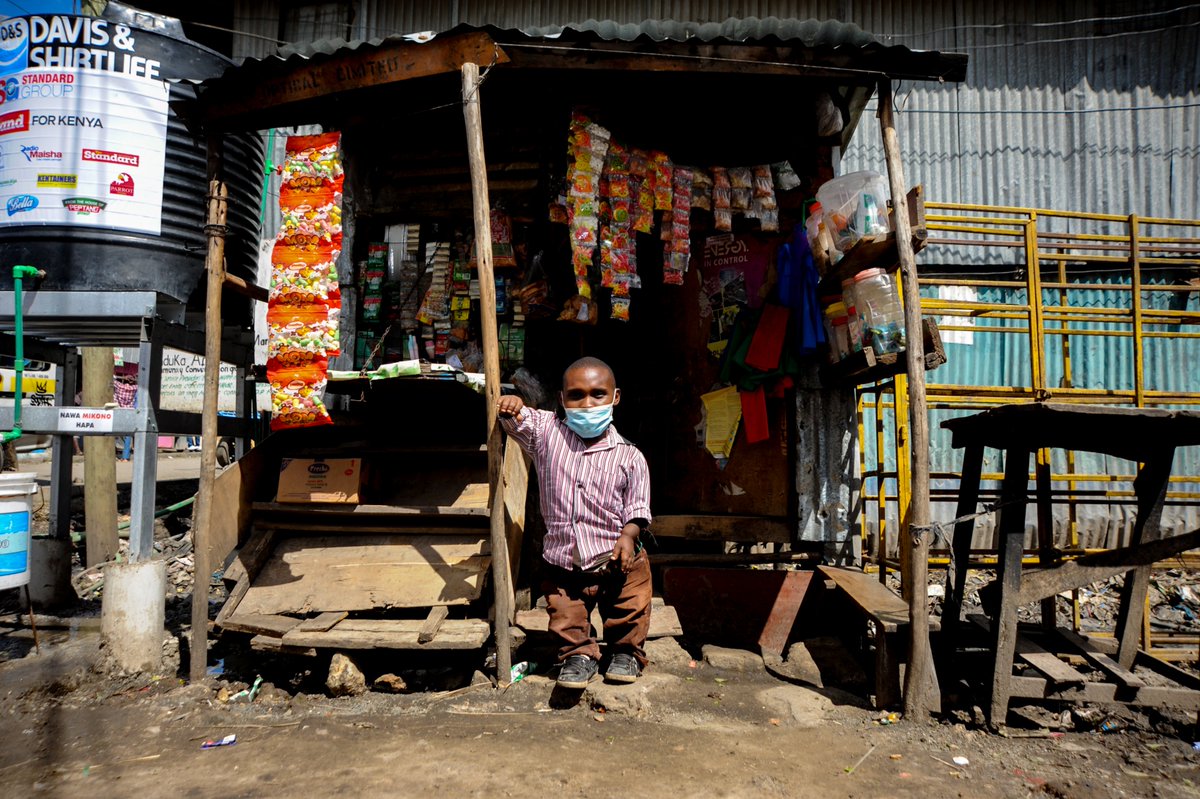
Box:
[702,644,763,672]
[758,685,835,728]
[373,673,408,693]
[644,637,692,670]
[780,641,823,685]
[326,653,367,697]
[584,673,678,716]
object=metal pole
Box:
[462,60,514,686]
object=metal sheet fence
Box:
[858,202,1200,561]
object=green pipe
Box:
[4,265,45,445]
[70,494,197,542]
[258,128,276,224]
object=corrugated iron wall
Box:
[231,2,1200,227]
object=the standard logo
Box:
[109,172,133,196]
[0,109,29,136]
[21,145,62,162]
[36,173,76,188]
[6,194,38,216]
[62,196,105,214]
[82,148,137,167]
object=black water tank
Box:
[0,8,263,302]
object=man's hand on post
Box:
[497,395,525,421]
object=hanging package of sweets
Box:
[631,149,655,233]
[663,167,692,285]
[270,367,332,431]
[566,112,610,298]
[271,251,340,306]
[651,151,673,210]
[268,132,343,431]
[267,306,339,369]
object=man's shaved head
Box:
[562,356,614,389]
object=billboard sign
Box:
[0,15,167,234]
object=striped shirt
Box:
[501,407,651,570]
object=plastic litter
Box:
[510,661,537,684]
[952,756,970,767]
[201,734,237,749]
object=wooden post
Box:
[82,347,117,567]
[190,137,228,683]
[462,61,514,686]
[877,79,940,717]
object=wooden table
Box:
[939,403,1200,725]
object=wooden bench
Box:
[818,565,937,709]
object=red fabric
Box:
[741,386,770,444]
[744,304,790,371]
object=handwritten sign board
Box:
[158,347,237,413]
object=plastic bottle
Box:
[850,268,905,355]
[839,279,865,353]
[822,301,851,363]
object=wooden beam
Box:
[651,514,792,543]
[204,32,509,125]
[1057,628,1144,689]
[295,611,348,633]
[463,60,513,686]
[191,139,228,684]
[220,613,301,637]
[1016,526,1200,607]
[1007,675,1200,711]
[969,614,1084,685]
[418,605,451,644]
[282,618,492,650]
[878,78,939,717]
[82,346,117,567]
[223,272,268,302]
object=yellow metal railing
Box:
[854,202,1200,657]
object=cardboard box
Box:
[277,458,362,504]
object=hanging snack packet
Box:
[728,167,753,190]
[611,296,631,322]
[732,187,752,210]
[714,207,733,232]
[651,152,673,210]
[269,366,332,431]
[691,168,713,211]
[267,307,337,369]
[753,165,775,198]
[271,254,338,306]
[771,160,802,191]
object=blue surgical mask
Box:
[563,404,614,439]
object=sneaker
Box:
[605,653,641,684]
[556,654,599,689]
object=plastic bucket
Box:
[0,472,39,590]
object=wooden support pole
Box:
[877,79,940,717]
[190,138,228,683]
[462,60,514,686]
[82,347,117,567]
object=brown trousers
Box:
[542,551,652,667]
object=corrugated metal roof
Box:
[252,17,966,85]
[272,17,882,60]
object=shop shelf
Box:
[819,317,946,388]
[815,185,927,297]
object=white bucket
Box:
[0,472,39,591]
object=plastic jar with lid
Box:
[851,268,905,354]
[839,279,865,353]
[822,301,851,363]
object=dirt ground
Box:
[3,621,1200,799]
